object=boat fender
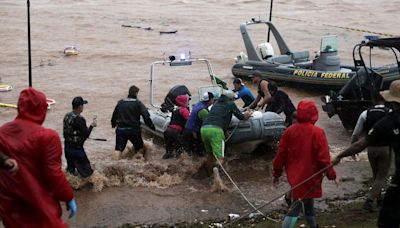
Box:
[0,84,14,92]
[251,111,263,119]
[64,46,79,56]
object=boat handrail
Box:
[149,58,216,108]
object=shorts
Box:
[200,127,225,158]
[115,127,143,152]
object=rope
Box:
[285,173,326,217]
[214,155,265,217]
[0,103,17,109]
[226,163,334,225]
[274,15,397,37]
[224,123,239,143]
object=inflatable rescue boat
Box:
[140,57,286,149]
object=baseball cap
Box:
[233,78,244,85]
[201,92,214,102]
[72,96,88,108]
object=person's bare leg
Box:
[112,150,121,160]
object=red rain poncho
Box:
[273,100,336,199]
[0,88,74,227]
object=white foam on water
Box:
[66,139,206,192]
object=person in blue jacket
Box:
[232,78,255,108]
[182,92,214,156]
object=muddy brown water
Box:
[0,0,397,227]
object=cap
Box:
[248,70,262,78]
[233,78,244,85]
[223,90,236,100]
[72,96,88,108]
[201,92,214,102]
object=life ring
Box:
[0,103,17,109]
[64,46,79,56]
[46,98,56,109]
[0,84,14,92]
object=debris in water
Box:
[201,209,208,213]
[121,24,152,31]
[248,212,262,219]
[228,213,240,220]
[209,222,223,228]
[64,45,79,56]
[159,30,178,34]
[340,176,355,182]
[122,24,178,34]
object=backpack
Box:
[364,106,390,131]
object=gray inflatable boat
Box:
[140,57,286,150]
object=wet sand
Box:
[0,0,398,226]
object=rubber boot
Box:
[282,216,298,228]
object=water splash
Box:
[66,139,206,191]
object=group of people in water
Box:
[159,71,296,177]
[1,72,400,227]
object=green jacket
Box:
[202,94,245,132]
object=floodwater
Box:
[0,0,398,227]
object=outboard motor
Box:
[339,68,382,101]
[160,85,191,113]
[322,67,381,130]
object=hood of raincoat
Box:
[296,100,318,124]
[16,88,48,125]
[175,94,189,108]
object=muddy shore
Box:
[63,154,372,227]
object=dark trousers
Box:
[378,186,400,228]
[367,146,391,201]
[65,146,93,178]
[182,129,204,155]
[115,127,143,152]
[164,127,182,155]
[287,198,315,217]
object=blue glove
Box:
[66,199,77,218]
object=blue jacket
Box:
[235,85,255,107]
[185,101,208,133]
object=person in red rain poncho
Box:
[272,100,337,228]
[0,88,76,227]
